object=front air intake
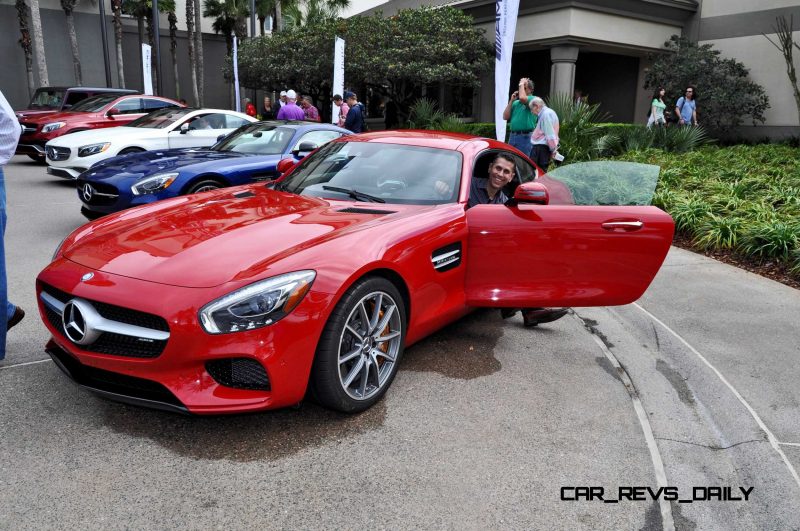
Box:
[206,358,271,391]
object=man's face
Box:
[347,96,357,106]
[281,95,287,102]
[300,100,309,108]
[530,102,542,116]
[488,158,515,191]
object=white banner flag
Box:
[494,0,520,142]
[141,44,153,96]
[331,37,345,124]
[233,36,241,112]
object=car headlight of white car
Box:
[199,271,316,334]
[131,173,180,196]
[78,142,111,157]
[42,122,66,133]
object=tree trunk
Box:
[28,0,49,86]
[15,0,35,96]
[145,13,158,95]
[111,0,125,88]
[186,0,199,105]
[258,15,265,35]
[64,8,82,85]
[275,1,282,32]
[168,11,179,100]
[194,0,204,106]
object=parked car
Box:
[37,131,674,415]
[14,86,139,122]
[77,121,350,219]
[16,93,182,162]
[45,108,257,179]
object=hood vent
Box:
[233,191,255,198]
[337,207,396,215]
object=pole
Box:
[152,0,163,95]
[98,0,112,86]
[250,0,257,112]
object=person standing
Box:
[244,98,257,118]
[647,87,667,128]
[276,89,305,120]
[343,91,365,133]
[261,96,275,120]
[528,97,560,173]
[277,90,288,109]
[333,94,349,127]
[675,85,698,126]
[0,90,25,360]
[301,96,320,122]
[502,77,537,157]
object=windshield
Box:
[29,88,66,109]
[280,141,462,205]
[69,94,118,112]
[543,161,660,205]
[213,123,294,154]
[128,108,194,129]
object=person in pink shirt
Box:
[301,96,320,122]
[333,94,349,127]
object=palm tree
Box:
[60,0,82,85]
[204,0,249,107]
[28,0,49,86]
[282,0,347,29]
[122,0,175,94]
[186,0,199,105]
[111,0,126,88]
[168,10,180,100]
[15,0,35,95]
[194,0,204,106]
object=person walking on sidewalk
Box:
[0,90,25,360]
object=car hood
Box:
[63,187,414,288]
[24,110,98,124]
[85,148,250,179]
[47,126,163,148]
[16,109,59,121]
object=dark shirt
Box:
[261,107,275,120]
[468,178,508,208]
[344,103,364,133]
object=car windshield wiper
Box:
[322,185,386,203]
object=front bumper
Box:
[37,260,324,414]
[16,143,45,156]
[47,166,80,179]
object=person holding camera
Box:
[502,77,537,157]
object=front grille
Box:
[206,358,271,391]
[40,282,169,358]
[48,345,186,410]
[20,122,37,135]
[46,145,71,161]
[76,179,120,206]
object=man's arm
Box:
[0,91,22,165]
[502,91,518,121]
[674,97,684,123]
[692,106,698,126]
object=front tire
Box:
[118,147,144,155]
[310,277,406,413]
[186,179,223,194]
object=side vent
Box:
[431,242,462,272]
[337,207,396,215]
[233,191,256,198]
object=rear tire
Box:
[309,276,406,413]
[186,179,223,194]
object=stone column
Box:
[550,45,579,97]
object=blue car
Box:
[77,121,351,219]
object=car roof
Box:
[342,129,481,150]
[37,87,139,93]
[257,120,350,131]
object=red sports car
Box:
[36,132,674,415]
[17,93,181,162]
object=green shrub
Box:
[739,221,799,261]
[694,214,742,250]
[789,249,800,277]
[461,123,497,138]
[671,196,712,234]
[546,93,610,162]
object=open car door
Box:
[465,161,674,308]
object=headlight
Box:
[199,270,316,334]
[78,142,111,157]
[42,122,66,133]
[51,235,68,261]
[131,173,179,196]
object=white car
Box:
[44,108,257,179]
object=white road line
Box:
[779,443,800,447]
[633,302,800,490]
[573,312,675,531]
[0,358,52,370]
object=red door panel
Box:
[464,204,674,307]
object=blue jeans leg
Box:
[0,167,7,360]
[507,133,532,158]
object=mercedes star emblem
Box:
[81,272,94,282]
[82,183,94,202]
[61,299,101,346]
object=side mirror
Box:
[106,107,120,117]
[276,157,297,175]
[216,133,228,142]
[512,182,549,205]
[292,141,318,159]
[180,123,190,134]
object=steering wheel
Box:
[376,177,407,193]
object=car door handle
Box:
[602,220,644,232]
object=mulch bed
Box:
[671,232,800,291]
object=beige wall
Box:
[700,0,799,18]
[702,32,800,127]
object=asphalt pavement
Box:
[0,156,798,530]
